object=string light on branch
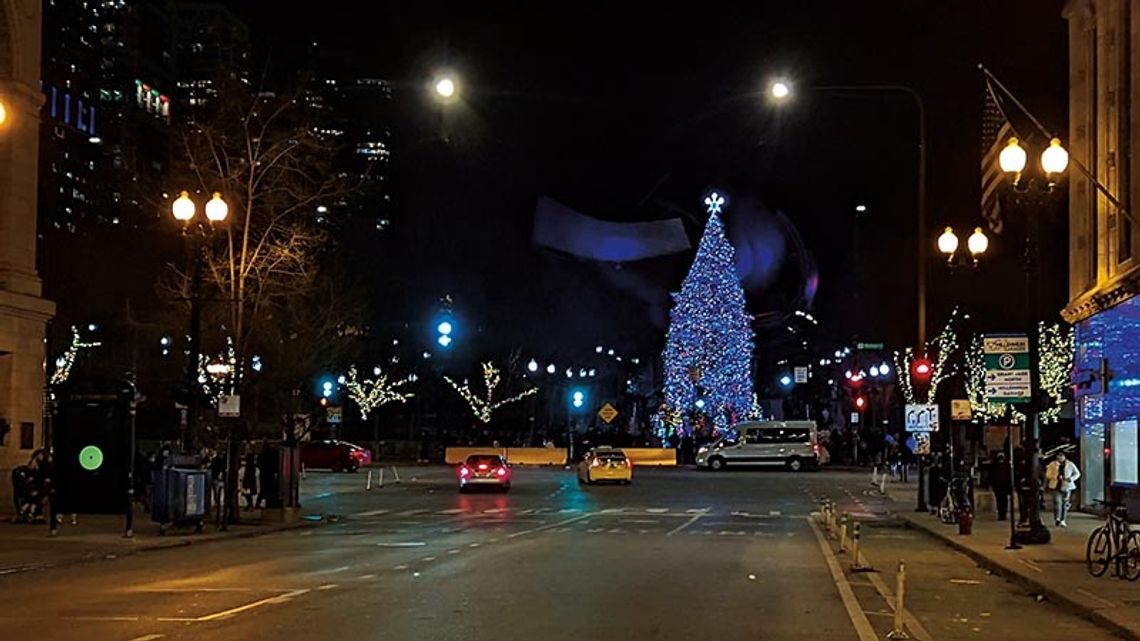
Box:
[50,325,102,386]
[343,365,414,420]
[445,361,539,424]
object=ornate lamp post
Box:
[172,190,229,452]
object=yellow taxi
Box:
[577,447,633,485]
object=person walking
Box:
[1045,451,1081,527]
[240,452,259,511]
[989,451,1012,521]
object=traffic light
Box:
[570,389,586,409]
[912,358,933,383]
[436,320,453,348]
[53,379,134,514]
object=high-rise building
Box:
[173,2,251,112]
[39,0,176,232]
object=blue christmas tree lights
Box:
[660,192,755,436]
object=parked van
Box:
[695,420,819,472]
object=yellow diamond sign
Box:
[598,403,618,424]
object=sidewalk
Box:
[0,502,325,577]
[884,482,1140,641]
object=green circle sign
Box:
[78,445,104,471]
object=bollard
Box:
[850,522,869,571]
[839,512,849,553]
[392,466,401,484]
[366,469,373,491]
[880,472,888,494]
[871,465,879,486]
[824,501,833,535]
[378,467,385,488]
[887,560,909,639]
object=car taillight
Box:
[496,467,508,477]
[478,463,489,471]
[813,444,820,456]
[458,466,471,478]
[352,450,365,459]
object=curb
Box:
[897,513,1140,641]
[0,516,325,579]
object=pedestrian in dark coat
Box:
[990,451,1012,520]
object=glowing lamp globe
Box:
[435,77,456,99]
[527,358,538,373]
[770,81,791,100]
[172,191,196,222]
[0,98,8,126]
[967,227,989,256]
[1041,137,1069,175]
[999,137,1027,174]
[937,227,959,255]
[205,192,229,222]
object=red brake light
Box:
[496,467,508,477]
[478,463,489,471]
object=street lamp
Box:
[937,226,988,266]
[434,75,457,100]
[769,80,791,100]
[171,189,229,452]
[527,358,538,373]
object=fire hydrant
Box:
[958,507,974,535]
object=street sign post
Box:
[794,366,808,384]
[904,404,939,433]
[598,403,618,424]
[327,406,343,424]
[950,399,972,421]
[218,395,241,418]
[983,335,1031,404]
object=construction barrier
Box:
[623,448,677,467]
[504,448,568,466]
[444,447,507,465]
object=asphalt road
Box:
[0,466,1120,641]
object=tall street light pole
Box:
[172,190,229,453]
[769,80,928,510]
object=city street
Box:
[0,468,1118,641]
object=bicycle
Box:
[1085,499,1140,580]
[938,476,972,525]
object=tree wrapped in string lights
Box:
[892,308,961,404]
[50,326,102,387]
[344,365,413,420]
[660,192,755,435]
[445,362,538,424]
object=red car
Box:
[457,454,511,493]
[300,440,372,472]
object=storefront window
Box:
[1111,419,1139,486]
[1083,422,1105,506]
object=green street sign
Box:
[983,334,1032,404]
[78,445,104,471]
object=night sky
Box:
[227,1,1071,368]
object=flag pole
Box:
[979,64,1140,228]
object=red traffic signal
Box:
[912,358,933,382]
[853,395,867,411]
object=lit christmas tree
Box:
[661,192,755,435]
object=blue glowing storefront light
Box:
[1075,295,1140,506]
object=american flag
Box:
[981,83,1014,235]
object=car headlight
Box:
[697,446,708,455]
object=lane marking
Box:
[422,556,436,562]
[395,509,427,516]
[806,517,878,641]
[620,519,660,524]
[312,565,350,575]
[128,635,165,641]
[438,508,465,514]
[666,514,704,537]
[351,509,390,517]
[949,579,982,585]
[316,584,337,591]
[505,513,594,539]
[646,508,669,513]
[393,565,408,570]
[376,542,426,547]
[194,588,310,622]
[448,549,461,554]
[358,574,377,580]
[468,543,481,548]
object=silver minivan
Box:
[695,420,819,472]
